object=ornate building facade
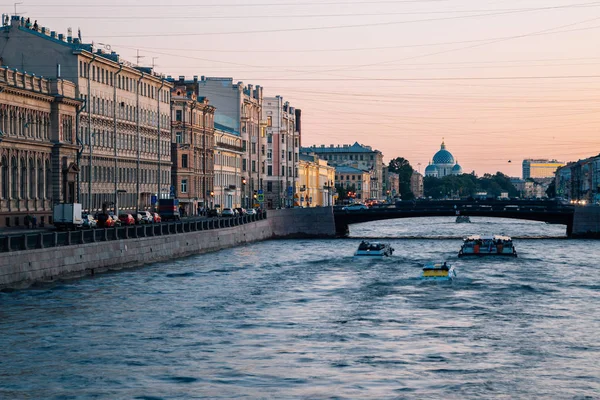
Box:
[0,16,174,214]
[170,82,215,216]
[214,123,243,210]
[0,67,81,227]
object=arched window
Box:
[45,160,51,199]
[37,160,43,198]
[29,158,35,198]
[20,158,27,198]
[11,157,17,198]
[1,156,8,199]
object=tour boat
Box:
[421,262,456,280]
[455,215,471,223]
[354,241,394,257]
[458,235,517,257]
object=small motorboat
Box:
[456,215,471,223]
[421,262,456,280]
[458,235,517,257]
[354,241,394,257]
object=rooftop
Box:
[303,142,381,154]
[335,166,368,174]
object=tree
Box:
[335,184,357,204]
[388,157,415,200]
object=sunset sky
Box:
[16,0,600,176]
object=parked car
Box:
[235,207,247,216]
[81,213,97,229]
[137,211,154,224]
[221,208,235,217]
[94,212,111,228]
[342,203,369,211]
[109,215,121,227]
[207,209,219,218]
[152,212,161,223]
[246,208,257,215]
[118,213,135,226]
[132,212,144,225]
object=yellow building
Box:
[296,154,336,207]
[522,159,565,179]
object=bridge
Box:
[333,199,575,237]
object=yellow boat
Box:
[421,263,456,280]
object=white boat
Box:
[458,235,517,257]
[354,241,394,257]
[421,262,456,280]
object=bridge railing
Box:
[0,212,267,253]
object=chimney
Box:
[58,34,64,41]
[50,31,56,38]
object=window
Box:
[252,160,256,172]
[181,179,188,193]
[267,181,273,192]
[176,110,182,121]
[281,135,285,143]
[251,143,256,155]
[267,134,272,144]
[267,116,272,127]
[267,150,272,160]
[242,159,247,172]
[176,132,182,143]
[181,154,188,168]
[281,166,285,176]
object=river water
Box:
[1,217,599,399]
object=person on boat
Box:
[441,262,449,271]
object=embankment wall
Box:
[572,206,600,238]
[0,208,335,289]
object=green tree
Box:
[388,157,415,200]
[335,184,357,204]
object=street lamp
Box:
[242,177,247,208]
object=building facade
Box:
[297,153,335,207]
[522,159,565,180]
[185,76,264,209]
[0,68,81,227]
[263,96,300,209]
[169,83,215,216]
[410,171,424,198]
[424,141,463,178]
[382,166,399,200]
[214,123,243,210]
[302,142,383,200]
[335,166,371,202]
[0,16,174,214]
[555,156,600,203]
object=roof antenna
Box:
[14,2,23,16]
[135,49,145,66]
[152,57,158,69]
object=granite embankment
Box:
[572,206,600,238]
[0,208,336,289]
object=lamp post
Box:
[242,177,247,208]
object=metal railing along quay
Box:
[0,212,267,253]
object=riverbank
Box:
[0,208,336,290]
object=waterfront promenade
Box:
[0,208,336,290]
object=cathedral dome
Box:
[432,141,455,165]
[452,163,463,174]
[425,163,438,176]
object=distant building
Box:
[424,140,463,178]
[263,96,300,209]
[555,155,600,202]
[297,153,336,207]
[334,166,370,202]
[214,123,243,210]
[302,142,383,199]
[410,171,424,198]
[522,159,565,179]
[382,166,399,198]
